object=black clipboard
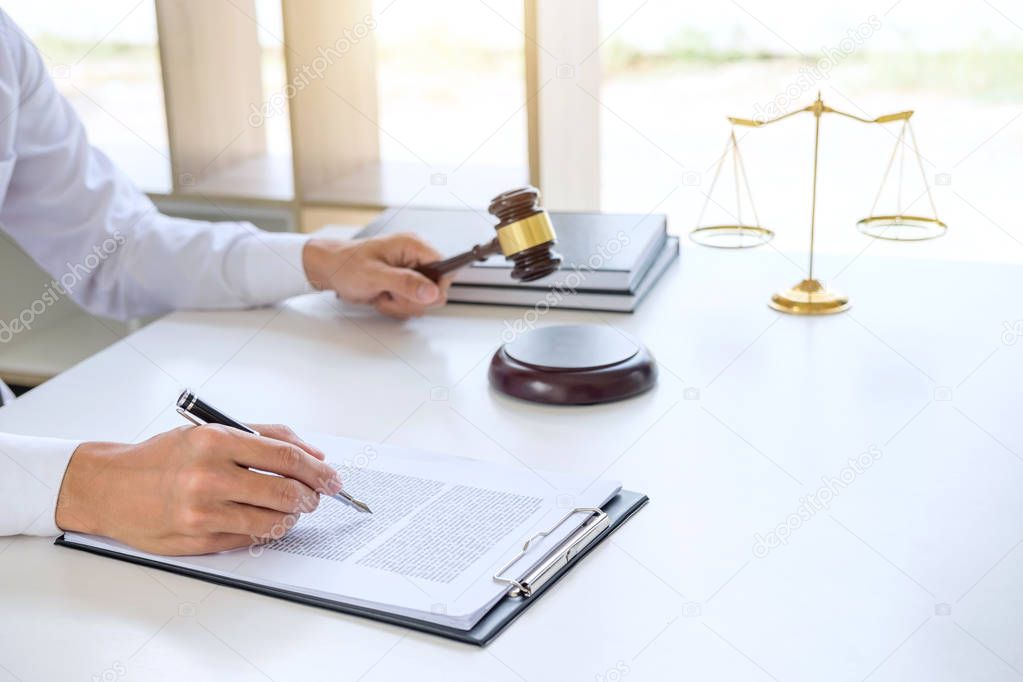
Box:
[55,490,648,646]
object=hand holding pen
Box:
[176,390,371,513]
[55,399,363,556]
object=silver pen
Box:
[175,389,371,513]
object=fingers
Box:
[212,502,299,540]
[384,233,443,267]
[436,273,454,301]
[228,468,320,514]
[371,266,441,306]
[250,423,326,461]
[372,292,428,319]
[371,233,449,311]
[190,425,342,496]
[306,233,450,317]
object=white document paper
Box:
[64,434,621,630]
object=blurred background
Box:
[6,0,1020,262]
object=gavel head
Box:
[488,186,562,282]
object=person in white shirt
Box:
[0,11,451,554]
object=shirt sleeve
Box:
[0,433,79,536]
[0,11,313,320]
[0,12,315,538]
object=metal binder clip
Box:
[493,507,610,598]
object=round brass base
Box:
[769,278,850,315]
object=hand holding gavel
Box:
[302,186,563,319]
[416,186,562,283]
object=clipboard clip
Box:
[493,507,610,598]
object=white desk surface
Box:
[2,246,1022,682]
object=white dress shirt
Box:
[0,11,313,536]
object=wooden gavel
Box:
[416,186,562,283]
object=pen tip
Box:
[332,490,372,513]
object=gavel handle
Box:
[415,237,501,282]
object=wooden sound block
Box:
[488,324,657,405]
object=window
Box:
[597,0,1023,262]
[3,0,1018,263]
[6,0,171,193]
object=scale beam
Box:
[729,101,914,128]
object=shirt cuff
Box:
[226,230,314,306]
[0,433,80,536]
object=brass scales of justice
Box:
[690,92,947,315]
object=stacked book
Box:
[357,208,678,312]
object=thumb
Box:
[377,267,440,304]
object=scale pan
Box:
[856,215,947,241]
[689,225,774,249]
